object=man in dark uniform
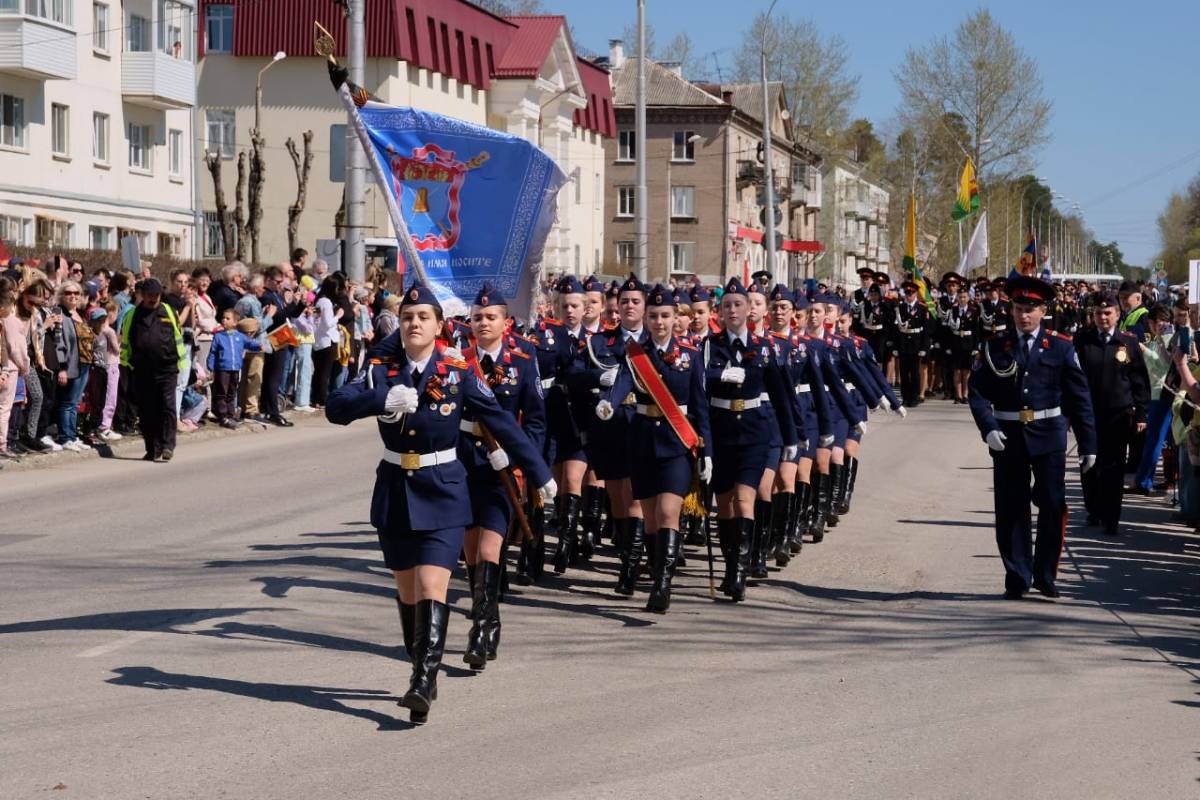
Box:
[119,278,185,462]
[968,276,1097,599]
[894,279,931,408]
[1074,292,1151,536]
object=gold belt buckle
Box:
[645,404,663,418]
[622,392,636,406]
[400,452,422,470]
[730,398,746,412]
[1019,408,1035,423]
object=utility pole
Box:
[344,0,367,281]
[760,0,779,283]
[634,0,648,282]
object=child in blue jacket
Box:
[206,309,261,427]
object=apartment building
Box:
[603,44,822,286]
[0,0,198,257]
[195,0,613,270]
[817,156,891,289]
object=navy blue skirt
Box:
[832,416,850,449]
[711,442,771,495]
[467,469,513,535]
[631,452,695,499]
[377,527,465,571]
[589,412,634,480]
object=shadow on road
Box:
[106,666,412,731]
[0,607,274,635]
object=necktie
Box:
[1101,332,1110,346]
[1023,333,1033,353]
[733,337,745,364]
[412,365,421,383]
[480,354,494,374]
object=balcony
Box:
[122,51,196,109]
[0,14,78,80]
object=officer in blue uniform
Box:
[744,281,783,579]
[326,282,555,724]
[599,284,712,612]
[570,273,649,593]
[968,276,1097,599]
[704,278,798,601]
[456,283,545,669]
[573,275,611,555]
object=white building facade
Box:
[0,0,198,257]
[817,158,890,288]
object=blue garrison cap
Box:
[619,272,647,295]
[723,277,748,297]
[402,281,442,310]
[556,275,585,295]
[473,282,506,308]
[583,275,606,294]
[647,283,677,307]
[769,284,793,304]
[688,284,712,304]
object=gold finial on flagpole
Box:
[314,21,337,64]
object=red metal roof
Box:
[493,15,564,78]
[197,1,612,137]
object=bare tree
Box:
[894,9,1052,180]
[473,0,545,14]
[285,131,314,257]
[233,152,248,263]
[204,152,235,262]
[659,31,705,79]
[732,13,859,148]
[620,20,657,60]
[247,130,266,264]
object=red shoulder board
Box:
[541,317,564,328]
[750,334,762,346]
[769,331,788,341]
[854,335,866,344]
[678,340,698,352]
[511,332,538,346]
[602,322,617,332]
[1053,331,1072,342]
[508,348,531,360]
[443,356,468,370]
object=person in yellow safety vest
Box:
[1118,280,1150,344]
[119,278,187,462]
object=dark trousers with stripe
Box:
[1081,411,1133,530]
[991,439,1067,592]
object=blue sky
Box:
[557,0,1198,266]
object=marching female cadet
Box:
[821,296,871,526]
[746,282,782,579]
[800,296,859,542]
[704,278,798,601]
[766,286,833,565]
[570,274,649,593]
[576,275,609,554]
[948,285,980,403]
[688,284,717,340]
[597,285,712,611]
[458,284,545,670]
[327,282,555,725]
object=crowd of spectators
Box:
[0,250,398,467]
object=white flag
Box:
[956,211,988,274]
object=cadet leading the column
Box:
[967,276,1097,600]
[326,282,555,724]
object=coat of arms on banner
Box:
[386,143,489,252]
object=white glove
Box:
[720,366,746,384]
[599,367,618,387]
[487,448,509,471]
[918,351,927,357]
[539,478,558,503]
[595,399,614,420]
[442,346,463,362]
[986,430,1007,452]
[1080,454,1097,473]
[698,456,712,483]
[383,384,419,418]
[782,444,799,461]
[895,405,907,419]
[879,397,892,411]
[799,439,809,452]
[854,421,868,436]
[891,350,899,357]
[819,434,835,448]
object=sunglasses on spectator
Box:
[62,290,80,296]
[70,268,83,274]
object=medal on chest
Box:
[1116,345,1128,363]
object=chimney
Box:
[661,60,683,77]
[609,40,625,69]
[722,90,733,104]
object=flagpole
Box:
[634,0,648,283]
[957,219,963,259]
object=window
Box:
[168,128,182,177]
[117,228,149,253]
[205,4,234,54]
[672,130,697,161]
[206,109,235,159]
[203,211,225,258]
[35,216,71,249]
[157,232,181,257]
[126,14,149,52]
[92,112,109,162]
[616,241,634,266]
[158,0,189,59]
[89,225,113,250]
[50,103,68,157]
[617,130,635,161]
[128,123,152,171]
[92,3,109,51]
[0,215,31,246]
[1,94,25,149]
[617,186,635,217]
[671,242,695,273]
[21,0,72,25]
[670,185,695,218]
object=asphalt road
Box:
[1,404,1197,799]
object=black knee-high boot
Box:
[401,599,449,724]
[835,458,853,516]
[772,493,794,567]
[601,490,614,547]
[646,529,680,613]
[826,464,844,527]
[615,518,645,595]
[553,493,582,573]
[516,496,546,585]
[731,517,753,602]
[578,485,601,560]
[718,518,737,595]
[840,456,859,515]
[396,595,415,659]
[811,472,830,543]
[789,482,810,554]
[464,561,501,669]
[751,498,772,579]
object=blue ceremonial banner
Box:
[353,102,567,319]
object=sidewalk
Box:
[2,411,329,473]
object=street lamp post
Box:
[760,0,780,283]
[255,51,286,133]
[634,0,648,282]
